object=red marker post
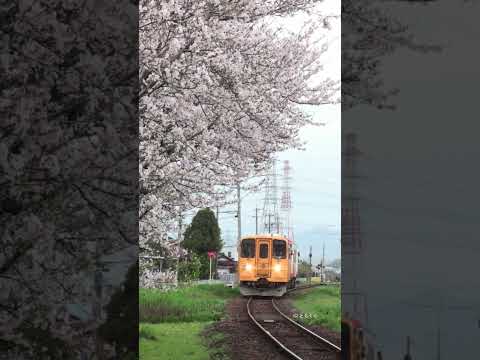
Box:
[208,251,216,281]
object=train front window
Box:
[273,240,286,258]
[259,243,269,258]
[241,239,255,258]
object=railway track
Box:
[247,297,341,360]
[287,283,322,294]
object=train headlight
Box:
[274,263,282,272]
[245,263,253,271]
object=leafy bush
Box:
[178,253,203,282]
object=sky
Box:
[215,0,341,267]
[343,1,480,358]
[217,105,340,266]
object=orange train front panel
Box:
[269,257,289,282]
[238,237,257,281]
[238,236,291,284]
[238,257,257,281]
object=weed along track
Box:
[247,297,341,360]
[286,283,322,294]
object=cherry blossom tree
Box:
[139,0,339,266]
[342,0,440,109]
[1,0,137,358]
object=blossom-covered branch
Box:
[140,0,339,254]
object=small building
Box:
[216,252,237,276]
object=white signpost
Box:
[208,251,216,283]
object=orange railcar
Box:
[237,234,298,297]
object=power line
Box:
[251,207,260,234]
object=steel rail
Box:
[247,297,304,360]
[247,297,341,360]
[271,298,341,353]
[286,283,322,294]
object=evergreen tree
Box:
[182,208,222,254]
[181,208,222,279]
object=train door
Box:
[256,239,271,278]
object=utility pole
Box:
[175,212,183,286]
[237,182,241,243]
[235,182,241,287]
[308,245,312,285]
[216,206,219,220]
[322,241,325,283]
[252,208,259,234]
[209,255,213,282]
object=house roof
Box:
[218,252,236,262]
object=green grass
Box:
[140,284,235,359]
[140,322,221,360]
[291,285,340,332]
[140,284,239,323]
[139,324,157,340]
[202,326,230,360]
